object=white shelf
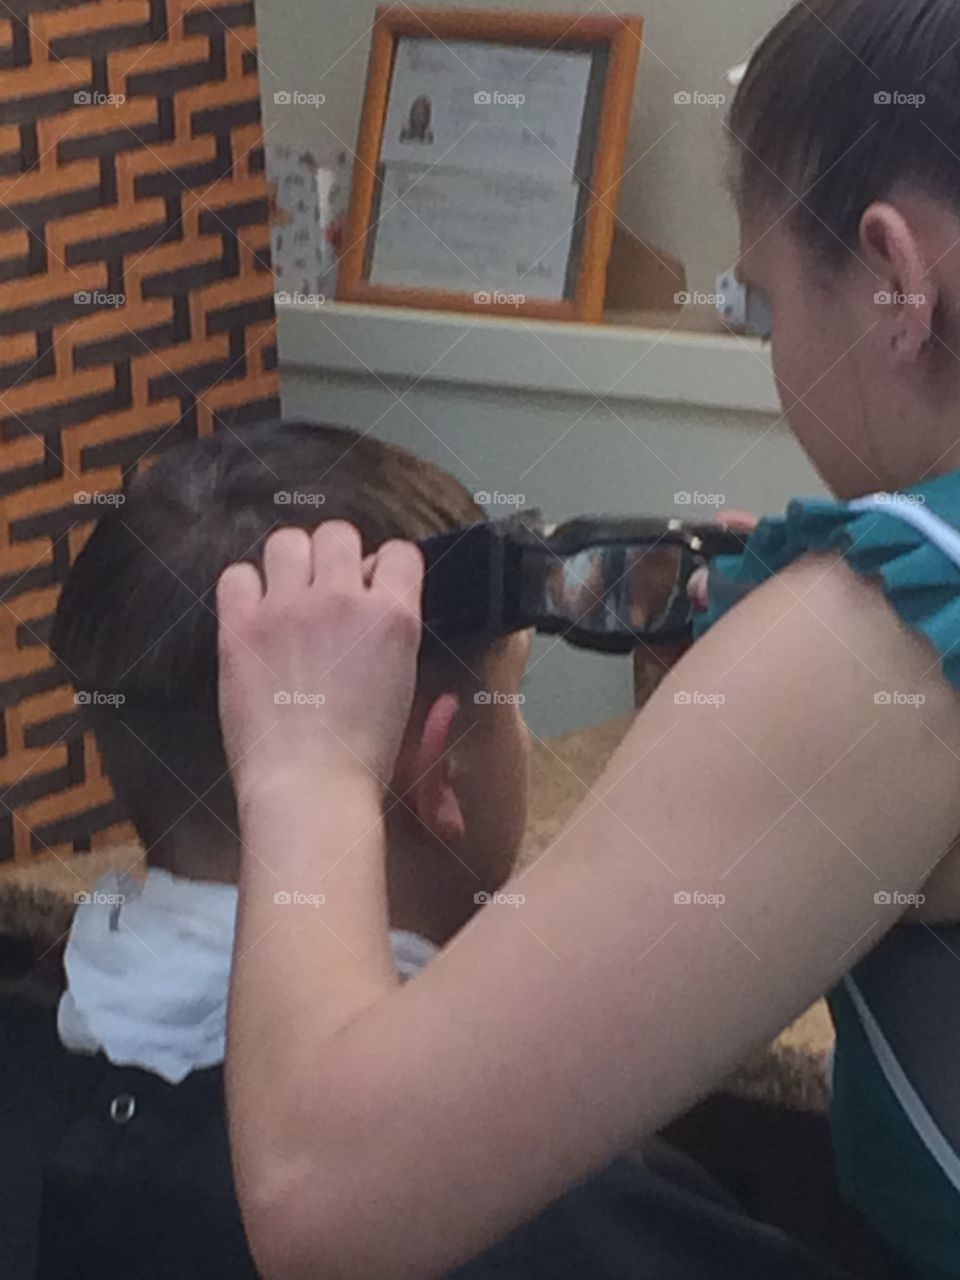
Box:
[278,302,779,416]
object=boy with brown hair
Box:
[41,419,530,1278]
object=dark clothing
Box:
[829,924,960,1280]
[2,990,858,1280]
[452,1140,855,1280]
[36,1062,254,1279]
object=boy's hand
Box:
[216,522,423,801]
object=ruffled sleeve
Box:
[695,477,960,693]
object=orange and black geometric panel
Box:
[0,0,279,865]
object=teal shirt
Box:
[696,474,960,1280]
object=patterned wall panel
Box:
[0,0,279,864]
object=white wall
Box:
[256,0,794,297]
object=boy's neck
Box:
[146,831,479,947]
[386,842,483,947]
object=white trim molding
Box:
[279,302,780,416]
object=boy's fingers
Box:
[370,540,425,614]
[217,562,264,627]
[310,521,363,589]
[263,528,313,595]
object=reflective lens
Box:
[542,542,689,640]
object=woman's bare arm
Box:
[226,550,960,1280]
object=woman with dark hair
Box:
[220,3,960,1277]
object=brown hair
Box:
[730,0,960,263]
[51,421,483,852]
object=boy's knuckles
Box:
[318,587,370,623]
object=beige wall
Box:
[256,0,793,296]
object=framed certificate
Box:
[337,7,644,322]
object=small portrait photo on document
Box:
[399,94,435,144]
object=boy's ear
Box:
[396,692,466,842]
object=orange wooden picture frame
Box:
[337,6,644,323]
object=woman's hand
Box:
[642,511,759,678]
[216,522,424,803]
[687,509,758,614]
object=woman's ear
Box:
[398,692,466,842]
[859,201,937,363]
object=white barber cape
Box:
[59,867,438,1084]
